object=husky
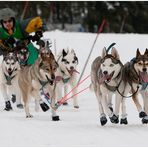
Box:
[90,47,124,126]
[18,46,59,120]
[16,41,29,67]
[55,48,79,108]
[0,52,23,111]
[115,48,148,124]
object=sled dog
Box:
[115,48,148,124]
[18,47,59,120]
[0,52,22,111]
[90,47,123,126]
[55,48,79,108]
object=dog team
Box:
[90,45,148,126]
[0,38,148,126]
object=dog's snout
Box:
[8,68,12,72]
[51,74,55,80]
[143,68,147,72]
[103,71,108,75]
[70,66,74,70]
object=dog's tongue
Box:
[140,72,148,83]
[68,69,79,75]
[8,70,12,76]
[55,76,63,82]
[98,74,111,84]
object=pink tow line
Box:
[57,74,90,106]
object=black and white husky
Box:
[55,48,79,108]
[0,52,22,111]
[90,47,123,126]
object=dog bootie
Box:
[109,114,119,124]
[11,94,16,103]
[4,101,12,111]
[100,116,107,126]
[120,118,128,125]
[139,111,147,118]
[52,116,60,121]
[63,102,68,105]
[17,103,24,109]
[142,116,148,124]
[40,102,50,112]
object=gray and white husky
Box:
[55,48,79,108]
[0,52,22,111]
[115,48,148,124]
[90,47,123,126]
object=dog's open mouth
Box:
[45,75,54,85]
[139,71,148,83]
[99,71,114,84]
[8,69,13,76]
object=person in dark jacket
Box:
[0,7,47,65]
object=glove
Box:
[37,40,45,47]
[31,30,43,42]
[25,17,43,33]
[4,37,16,48]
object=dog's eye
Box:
[11,63,15,65]
[46,68,50,71]
[53,67,57,71]
[138,62,142,65]
[65,61,69,64]
[102,64,105,67]
[110,64,114,67]
[6,62,9,65]
[72,60,76,64]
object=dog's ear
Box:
[136,48,141,58]
[111,47,120,60]
[62,49,67,57]
[144,48,148,56]
[102,47,107,58]
[71,49,75,54]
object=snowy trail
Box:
[0,31,148,146]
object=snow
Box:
[0,30,148,146]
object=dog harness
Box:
[59,69,71,84]
[38,78,49,89]
[4,73,15,85]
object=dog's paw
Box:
[63,102,68,105]
[142,116,148,124]
[11,94,16,103]
[17,103,24,109]
[120,118,128,125]
[4,107,12,111]
[4,101,12,111]
[109,114,119,124]
[100,116,107,126]
[52,116,60,121]
[139,111,147,118]
[74,105,79,109]
[40,102,50,112]
[26,114,33,118]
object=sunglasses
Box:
[3,19,13,24]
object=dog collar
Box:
[63,77,70,84]
[140,82,148,91]
[104,82,117,92]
